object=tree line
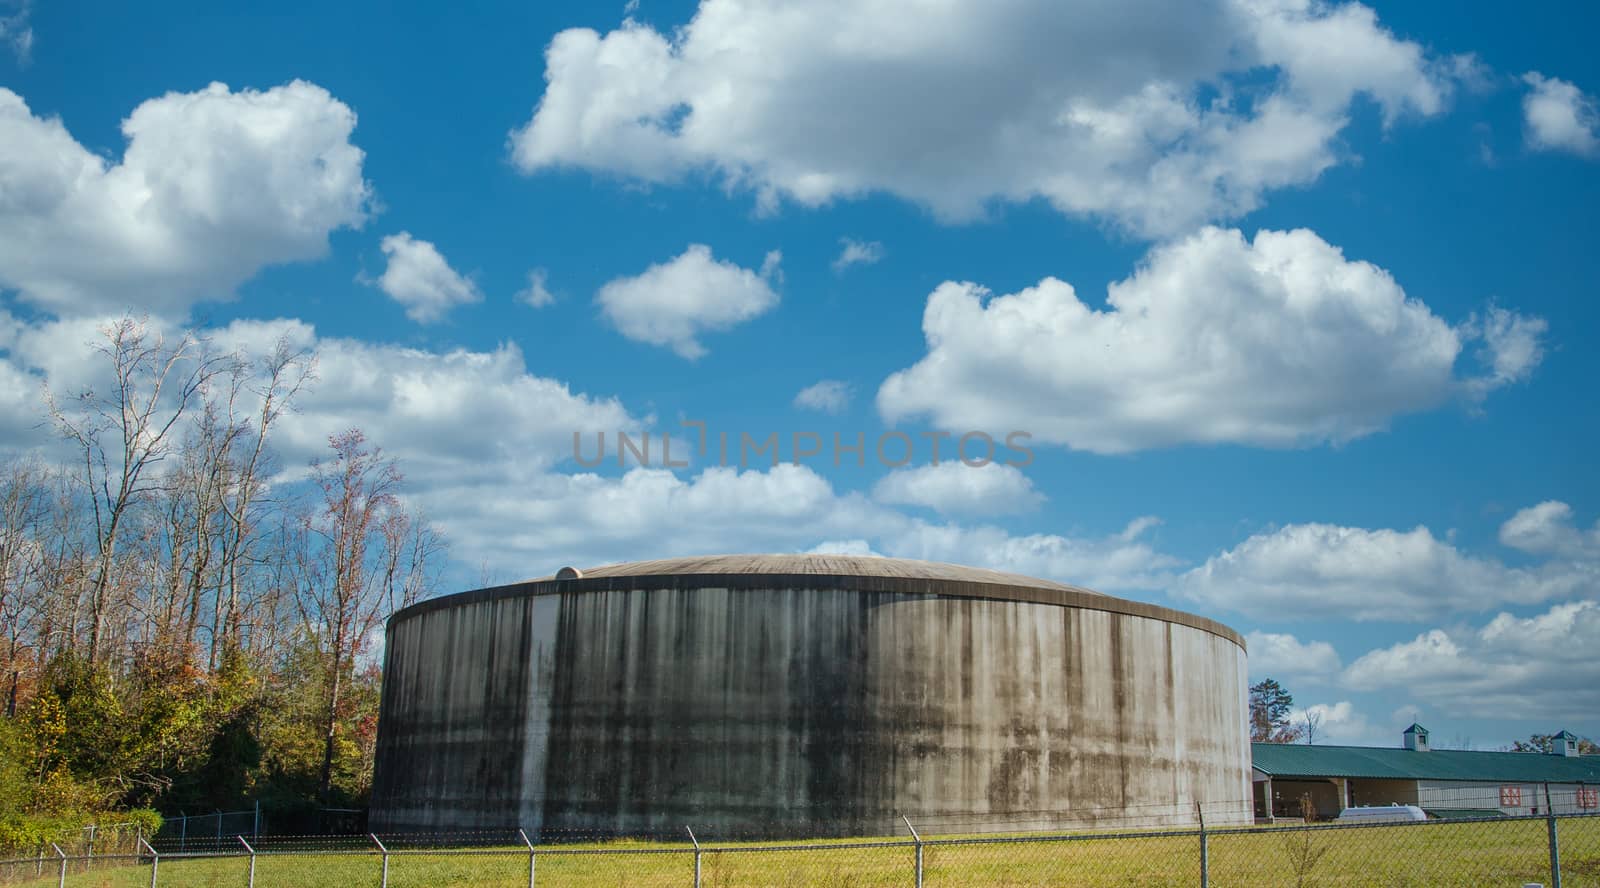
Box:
[0,317,444,850]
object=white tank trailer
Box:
[369,555,1250,837]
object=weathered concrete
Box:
[370,555,1250,837]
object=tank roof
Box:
[391,553,1244,648]
[533,553,1105,593]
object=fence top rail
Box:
[115,832,1209,857]
[0,853,143,866]
[147,845,694,859]
[926,827,1204,847]
[380,847,562,858]
[1210,811,1551,837]
[151,849,368,860]
[698,839,917,854]
[152,809,257,830]
[501,845,698,858]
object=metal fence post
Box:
[34,846,42,877]
[215,811,222,849]
[86,823,96,861]
[51,842,66,888]
[519,828,536,888]
[139,835,159,888]
[371,833,389,888]
[239,836,256,888]
[1545,783,1562,888]
[686,826,701,888]
[1196,802,1209,888]
[903,815,923,888]
[178,812,186,853]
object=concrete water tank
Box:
[369,554,1250,837]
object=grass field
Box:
[4,816,1597,887]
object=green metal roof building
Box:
[1250,725,1599,821]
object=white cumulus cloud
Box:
[0,1,32,63]
[417,460,1173,591]
[251,327,638,480]
[1499,500,1600,559]
[793,379,851,413]
[1289,700,1382,745]
[832,238,884,273]
[1173,515,1597,622]
[0,309,1177,596]
[807,540,883,557]
[873,462,1043,516]
[1466,306,1548,394]
[511,0,1469,235]
[1245,631,1343,681]
[1522,72,1600,158]
[0,82,371,318]
[0,310,641,484]
[878,227,1544,453]
[881,516,1179,593]
[596,244,781,359]
[371,233,482,324]
[1342,601,1600,720]
[517,268,557,308]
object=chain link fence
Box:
[152,807,260,853]
[0,821,148,887]
[149,804,365,853]
[0,809,1596,887]
[1,783,1596,888]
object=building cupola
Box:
[1553,730,1580,757]
[1403,723,1429,752]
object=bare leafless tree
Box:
[32,472,91,663]
[0,459,48,716]
[295,429,430,803]
[379,509,446,614]
[214,338,314,663]
[4,315,464,814]
[46,317,230,663]
[1301,708,1323,745]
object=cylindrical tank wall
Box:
[370,586,1249,836]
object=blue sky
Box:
[1,0,1597,750]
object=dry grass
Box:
[4,816,1597,888]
